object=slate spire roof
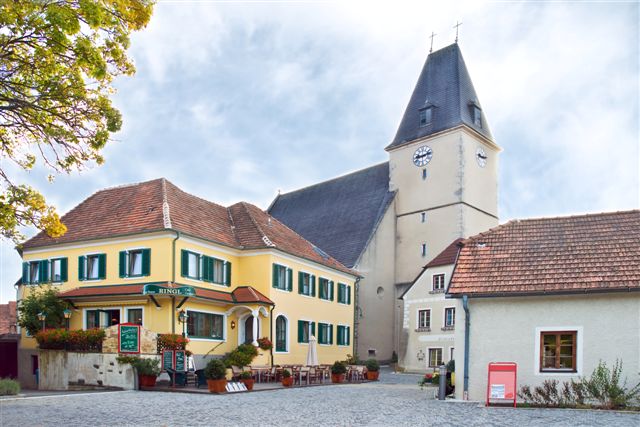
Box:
[268,162,395,268]
[22,178,355,275]
[448,210,640,296]
[387,43,493,149]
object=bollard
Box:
[438,365,447,400]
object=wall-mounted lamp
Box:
[230,320,236,330]
[37,311,46,331]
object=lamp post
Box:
[177,310,188,338]
[63,308,72,330]
[37,312,46,331]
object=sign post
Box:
[118,323,140,354]
[486,362,517,407]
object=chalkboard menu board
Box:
[162,350,174,371]
[175,350,186,372]
[118,324,140,354]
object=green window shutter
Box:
[39,260,49,283]
[119,251,127,278]
[224,261,231,286]
[78,256,86,281]
[286,268,292,291]
[181,250,189,278]
[142,249,151,276]
[22,262,29,284]
[311,275,316,297]
[272,264,278,288]
[60,258,68,282]
[98,254,106,279]
[329,324,333,345]
[337,326,342,345]
[347,286,351,305]
[298,272,303,294]
[329,281,334,301]
[347,326,351,346]
[311,322,316,338]
[297,320,304,343]
[201,256,210,282]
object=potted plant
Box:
[117,355,160,388]
[205,359,228,393]
[365,359,380,381]
[257,337,272,351]
[240,371,254,391]
[281,369,293,387]
[331,361,347,383]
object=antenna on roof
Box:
[429,31,437,53]
[454,21,462,43]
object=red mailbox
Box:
[486,362,517,407]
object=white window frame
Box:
[50,258,64,284]
[337,323,350,347]
[443,306,456,328]
[83,307,124,330]
[534,326,583,376]
[432,273,446,291]
[318,276,331,300]
[299,270,314,297]
[82,251,104,283]
[273,263,291,293]
[124,306,145,327]
[427,347,444,368]
[298,318,313,345]
[417,308,431,329]
[185,308,227,342]
[28,259,42,284]
[274,313,290,354]
[122,247,146,279]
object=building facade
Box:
[269,43,500,362]
[17,179,356,387]
[448,210,640,401]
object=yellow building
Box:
[17,178,357,383]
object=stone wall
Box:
[102,325,158,354]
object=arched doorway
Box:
[243,315,259,344]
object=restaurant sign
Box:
[143,284,196,297]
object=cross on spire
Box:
[429,31,437,53]
[454,21,463,43]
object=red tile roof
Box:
[22,179,355,276]
[58,283,273,305]
[426,238,463,268]
[448,210,640,296]
[0,301,17,334]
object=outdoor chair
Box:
[231,365,243,381]
[351,366,365,383]
[298,366,310,386]
[308,367,322,384]
[166,368,187,387]
[194,369,207,388]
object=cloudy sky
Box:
[1,1,638,302]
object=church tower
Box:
[387,43,500,288]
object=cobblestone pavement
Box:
[2,371,639,426]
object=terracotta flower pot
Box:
[241,378,255,391]
[139,374,157,387]
[366,371,379,381]
[282,377,293,387]
[207,378,228,393]
[331,374,344,384]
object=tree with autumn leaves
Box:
[0,0,154,243]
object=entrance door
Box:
[243,316,258,344]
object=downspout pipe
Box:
[353,277,361,360]
[269,306,275,367]
[171,231,181,335]
[463,294,470,399]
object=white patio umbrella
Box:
[306,335,319,366]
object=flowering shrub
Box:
[157,333,189,353]
[257,337,272,350]
[36,328,105,352]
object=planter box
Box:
[331,374,345,383]
[282,377,293,387]
[139,374,157,387]
[241,378,254,391]
[207,378,228,393]
[366,371,379,381]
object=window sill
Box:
[441,326,455,331]
[415,327,431,332]
[429,289,445,294]
[187,337,225,342]
[539,369,577,374]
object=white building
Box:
[447,210,640,401]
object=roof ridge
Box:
[503,209,640,223]
[276,161,389,199]
[239,202,275,248]
[161,178,172,229]
[226,206,242,248]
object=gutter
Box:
[463,294,470,400]
[269,305,274,367]
[171,231,181,334]
[353,277,361,359]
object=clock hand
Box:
[478,154,487,159]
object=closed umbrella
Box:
[306,335,319,366]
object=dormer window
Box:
[473,105,482,128]
[419,107,432,127]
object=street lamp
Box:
[177,310,188,338]
[63,308,72,330]
[37,312,46,331]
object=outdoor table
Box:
[250,366,271,383]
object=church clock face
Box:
[413,146,433,167]
[476,147,488,168]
